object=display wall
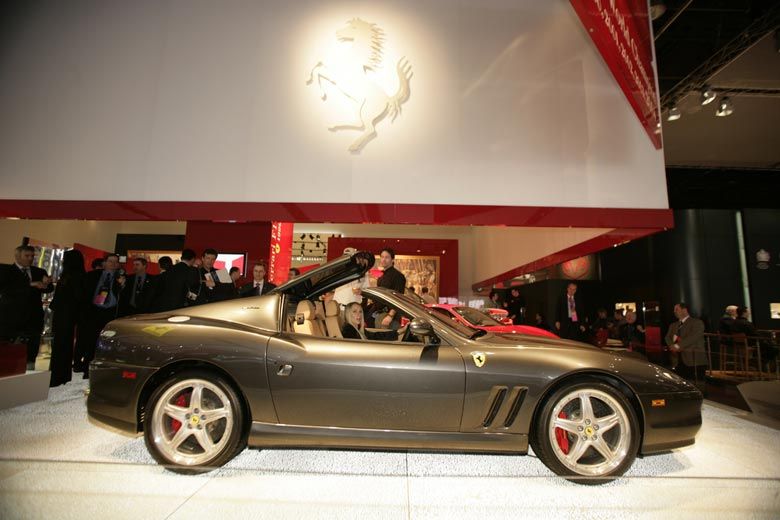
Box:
[0,0,666,210]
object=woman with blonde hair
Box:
[342,302,367,340]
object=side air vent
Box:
[482,386,508,427]
[503,386,528,427]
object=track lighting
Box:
[715,97,733,117]
[649,1,666,21]
[667,106,681,121]
[700,86,717,105]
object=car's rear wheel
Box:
[144,370,244,472]
[532,381,639,484]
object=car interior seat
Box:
[293,300,324,336]
[323,300,343,338]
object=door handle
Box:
[276,364,293,376]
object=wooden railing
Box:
[704,332,779,381]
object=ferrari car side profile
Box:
[87,251,702,483]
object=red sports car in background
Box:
[483,307,513,325]
[427,304,558,338]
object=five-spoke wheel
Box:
[532,380,639,483]
[144,371,244,471]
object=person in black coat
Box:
[118,257,156,316]
[49,249,86,386]
[74,253,125,376]
[152,250,200,312]
[555,282,587,341]
[238,262,276,297]
[505,287,526,325]
[342,302,367,340]
[0,245,54,369]
[193,249,236,305]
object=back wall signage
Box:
[0,0,666,210]
[307,18,413,153]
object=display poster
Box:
[371,254,440,298]
[268,222,294,285]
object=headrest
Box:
[296,300,315,322]
[324,300,340,318]
[314,300,326,320]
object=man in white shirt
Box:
[421,287,437,304]
[239,261,277,297]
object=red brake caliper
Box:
[555,411,570,454]
[170,394,188,433]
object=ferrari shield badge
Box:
[471,351,487,368]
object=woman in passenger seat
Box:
[342,302,366,340]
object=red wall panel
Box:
[184,221,272,268]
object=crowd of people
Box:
[2,243,772,390]
[0,246,294,387]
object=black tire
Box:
[143,369,245,473]
[531,380,640,484]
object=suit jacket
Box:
[82,269,124,318]
[0,263,53,336]
[194,267,236,305]
[665,316,706,366]
[238,280,277,298]
[118,273,157,316]
[152,263,200,312]
[555,293,585,326]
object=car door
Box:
[266,333,465,432]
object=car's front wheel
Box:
[144,370,244,471]
[532,380,640,484]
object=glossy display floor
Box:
[0,378,778,519]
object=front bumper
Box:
[87,360,157,434]
[639,390,703,454]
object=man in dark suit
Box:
[239,261,276,297]
[665,302,706,383]
[119,257,156,316]
[75,253,124,376]
[555,282,587,341]
[0,245,54,369]
[376,248,406,330]
[152,249,200,312]
[194,248,236,305]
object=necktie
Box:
[24,267,31,282]
[131,276,143,307]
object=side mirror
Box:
[409,318,435,338]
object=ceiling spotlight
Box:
[667,106,681,121]
[649,1,667,21]
[700,86,717,105]
[715,97,733,117]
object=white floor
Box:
[0,377,778,519]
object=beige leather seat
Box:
[294,301,324,336]
[324,300,343,338]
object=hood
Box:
[476,331,601,352]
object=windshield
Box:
[390,293,476,338]
[454,306,502,327]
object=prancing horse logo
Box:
[306,18,413,153]
[472,352,487,368]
